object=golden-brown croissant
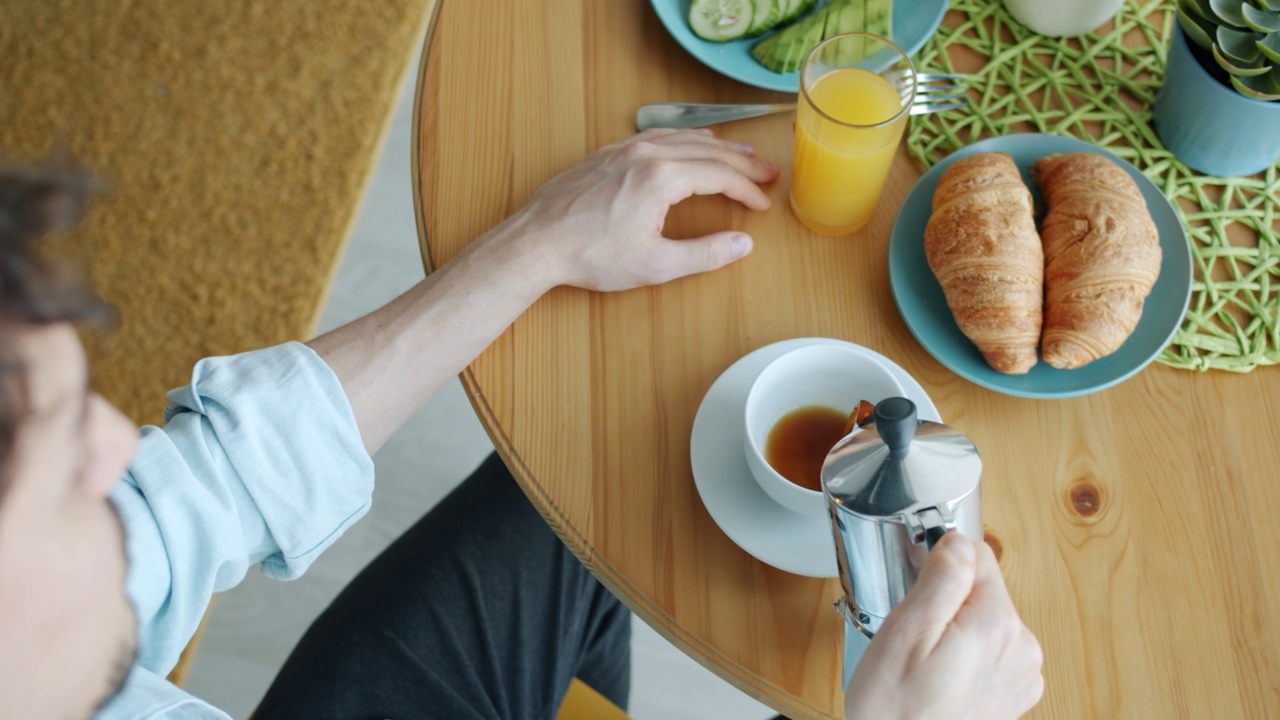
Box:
[1033,153,1162,370]
[925,152,1044,375]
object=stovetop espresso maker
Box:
[821,397,983,682]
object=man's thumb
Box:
[890,531,978,647]
[666,232,753,277]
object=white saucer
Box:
[690,338,941,578]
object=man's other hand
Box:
[845,531,1044,720]
[510,128,779,292]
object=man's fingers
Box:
[1018,631,1047,714]
[621,129,779,184]
[954,539,1020,633]
[649,159,774,211]
[623,137,778,187]
[887,531,978,651]
[642,141,778,183]
[1005,626,1046,717]
[642,128,758,156]
[629,127,714,142]
[648,231,754,282]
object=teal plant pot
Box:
[1153,23,1280,177]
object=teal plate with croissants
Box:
[888,134,1193,399]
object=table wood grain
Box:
[412,2,1280,717]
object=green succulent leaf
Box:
[1259,28,1280,62]
[1240,3,1280,31]
[1209,0,1250,27]
[1176,3,1279,100]
[1217,26,1264,64]
[1180,0,1217,21]
[1179,9,1220,48]
[1230,66,1280,98]
[1214,41,1273,73]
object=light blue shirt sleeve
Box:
[102,341,374,718]
[98,667,231,720]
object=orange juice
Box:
[791,68,909,235]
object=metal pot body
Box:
[828,488,982,637]
[821,398,983,639]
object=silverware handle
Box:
[636,103,795,131]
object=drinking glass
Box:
[790,33,916,235]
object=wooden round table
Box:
[412,2,1280,717]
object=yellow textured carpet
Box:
[1,0,435,426]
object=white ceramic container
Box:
[742,344,904,517]
[1002,0,1126,37]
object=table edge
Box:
[408,3,834,716]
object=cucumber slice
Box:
[751,0,894,74]
[826,1,852,38]
[864,0,892,40]
[751,10,811,71]
[689,0,756,42]
[746,0,782,36]
[778,0,820,25]
[833,1,866,65]
[752,0,834,72]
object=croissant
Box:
[925,152,1044,374]
[1033,153,1161,370]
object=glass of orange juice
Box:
[790,33,916,236]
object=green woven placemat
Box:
[906,0,1280,372]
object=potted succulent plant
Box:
[1152,0,1280,176]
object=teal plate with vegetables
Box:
[650,0,949,92]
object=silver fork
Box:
[635,73,969,131]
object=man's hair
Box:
[0,159,113,490]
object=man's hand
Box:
[311,128,776,454]
[507,128,779,292]
[845,532,1044,720]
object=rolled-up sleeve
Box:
[110,341,375,674]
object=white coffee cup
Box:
[743,344,905,517]
[1001,0,1125,37]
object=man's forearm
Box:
[307,129,776,455]
[307,217,556,455]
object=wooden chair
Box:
[166,601,214,687]
[556,678,631,720]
